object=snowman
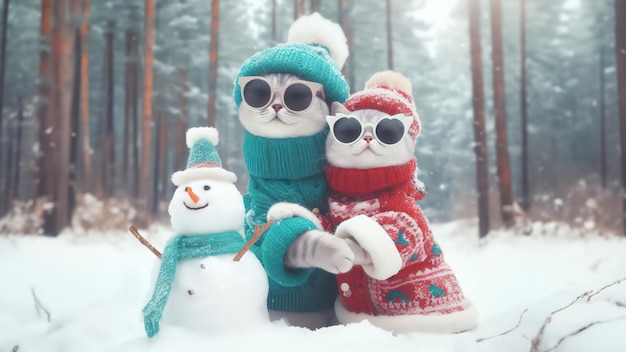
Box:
[142,127,270,338]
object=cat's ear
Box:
[330,102,350,116]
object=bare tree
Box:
[385,0,393,70]
[490,0,514,227]
[176,70,187,172]
[271,0,277,43]
[339,0,354,90]
[468,0,490,238]
[520,0,530,209]
[600,49,607,189]
[207,0,220,127]
[101,20,115,197]
[37,0,52,199]
[310,0,320,14]
[139,0,156,226]
[79,0,91,186]
[0,0,10,216]
[39,0,73,235]
[616,0,626,236]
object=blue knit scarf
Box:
[142,232,245,338]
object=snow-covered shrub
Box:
[0,199,44,235]
[71,193,139,233]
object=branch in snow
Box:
[531,277,626,352]
[129,226,162,259]
[586,277,626,302]
[544,316,626,352]
[475,309,528,343]
[31,287,51,323]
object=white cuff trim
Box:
[334,214,402,280]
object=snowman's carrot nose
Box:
[186,186,200,203]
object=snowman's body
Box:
[156,177,270,334]
[163,254,269,334]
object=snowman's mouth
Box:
[183,202,209,210]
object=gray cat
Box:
[233,13,369,329]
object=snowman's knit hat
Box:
[171,127,237,186]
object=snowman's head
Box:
[168,178,245,235]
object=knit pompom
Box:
[186,127,219,149]
[364,70,413,98]
[287,12,349,69]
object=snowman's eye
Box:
[184,187,188,192]
[203,185,211,191]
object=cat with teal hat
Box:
[233,12,371,329]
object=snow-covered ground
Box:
[1,221,625,352]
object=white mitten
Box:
[267,202,323,229]
[335,215,402,280]
[285,230,355,274]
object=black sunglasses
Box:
[327,114,414,145]
[238,76,325,113]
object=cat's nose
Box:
[364,136,373,143]
[272,104,283,112]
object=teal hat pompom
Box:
[234,12,350,108]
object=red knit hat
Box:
[344,70,421,140]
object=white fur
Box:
[287,12,349,69]
[186,127,219,149]
[364,70,413,97]
[267,202,323,229]
[335,299,478,334]
[326,106,415,169]
[239,74,329,138]
[334,214,402,280]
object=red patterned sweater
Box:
[326,159,473,317]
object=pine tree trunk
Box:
[68,0,81,217]
[121,28,133,187]
[3,99,15,213]
[338,0,354,87]
[468,0,490,238]
[151,105,164,215]
[385,0,393,70]
[42,0,73,236]
[271,0,276,43]
[615,0,626,236]
[129,9,140,198]
[79,0,91,187]
[139,0,156,226]
[310,0,320,14]
[158,108,167,209]
[176,70,187,172]
[599,49,607,189]
[12,96,23,202]
[37,0,52,201]
[293,0,299,20]
[0,0,10,216]
[490,0,514,227]
[207,0,220,127]
[520,0,530,210]
[102,20,115,197]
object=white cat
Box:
[325,71,478,334]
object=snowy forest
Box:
[0,0,623,238]
[1,1,626,352]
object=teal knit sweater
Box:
[243,130,337,313]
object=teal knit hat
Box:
[171,127,237,186]
[234,12,350,108]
